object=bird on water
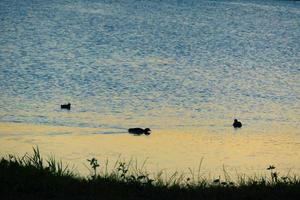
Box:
[128,128,151,135]
[233,119,242,128]
[61,103,71,110]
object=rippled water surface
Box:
[0,0,300,176]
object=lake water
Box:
[0,0,300,178]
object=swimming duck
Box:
[128,128,151,135]
[233,119,242,128]
[61,103,71,110]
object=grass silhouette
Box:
[0,147,299,200]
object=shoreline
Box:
[1,147,299,200]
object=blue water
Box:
[0,0,300,132]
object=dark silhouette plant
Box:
[87,158,100,179]
[117,162,128,180]
[267,165,278,183]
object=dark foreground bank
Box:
[1,148,299,200]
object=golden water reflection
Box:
[0,122,299,179]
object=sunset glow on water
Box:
[0,0,299,177]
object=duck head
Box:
[144,128,151,135]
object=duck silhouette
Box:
[61,103,71,110]
[128,128,151,135]
[233,119,242,128]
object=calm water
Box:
[0,0,300,177]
